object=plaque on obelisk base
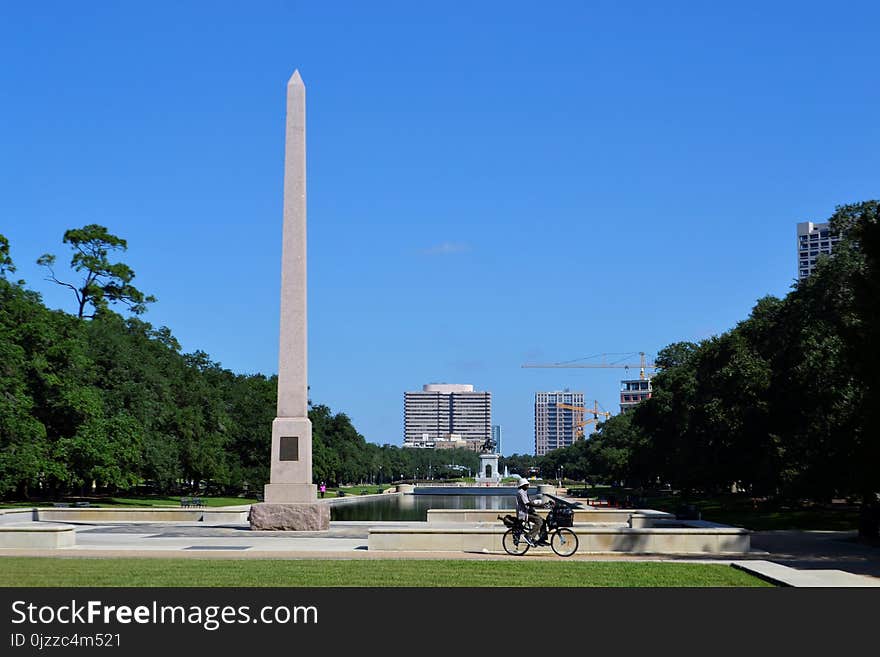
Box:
[249,70,329,531]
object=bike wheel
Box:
[502,528,530,556]
[550,527,578,557]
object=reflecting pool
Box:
[330,490,536,522]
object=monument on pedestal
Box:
[249,70,330,531]
[475,436,501,485]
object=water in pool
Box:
[330,492,532,521]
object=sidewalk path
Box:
[748,530,880,578]
[2,523,880,586]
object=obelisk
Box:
[250,70,330,531]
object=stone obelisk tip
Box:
[288,69,304,86]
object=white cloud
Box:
[422,241,471,255]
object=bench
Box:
[179,497,205,508]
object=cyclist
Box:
[515,478,546,546]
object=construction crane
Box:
[522,351,659,381]
[556,401,612,439]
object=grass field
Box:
[322,485,388,498]
[0,558,771,587]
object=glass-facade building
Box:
[534,390,584,456]
[492,425,502,455]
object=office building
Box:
[534,390,584,456]
[491,425,502,455]
[798,221,841,279]
[403,383,491,449]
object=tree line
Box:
[4,202,879,537]
[0,226,478,499]
[507,201,880,536]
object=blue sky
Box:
[2,1,878,456]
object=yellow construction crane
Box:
[522,351,658,381]
[556,401,612,439]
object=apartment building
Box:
[403,383,491,449]
[798,221,841,279]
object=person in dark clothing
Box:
[515,479,545,546]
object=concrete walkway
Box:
[731,560,880,587]
[2,521,880,586]
[749,530,880,577]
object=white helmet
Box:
[519,478,529,487]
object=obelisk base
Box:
[249,501,329,531]
[264,482,317,503]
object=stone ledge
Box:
[369,524,750,553]
[426,508,674,524]
[0,524,76,549]
[0,509,37,525]
[36,508,249,524]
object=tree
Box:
[500,453,539,479]
[0,278,50,497]
[586,412,649,487]
[37,224,156,318]
[631,341,701,493]
[0,234,15,277]
[829,201,880,536]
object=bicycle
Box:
[498,495,580,557]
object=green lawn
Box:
[323,485,387,498]
[0,558,771,587]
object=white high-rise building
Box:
[404,384,491,449]
[535,390,585,456]
[798,221,841,279]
